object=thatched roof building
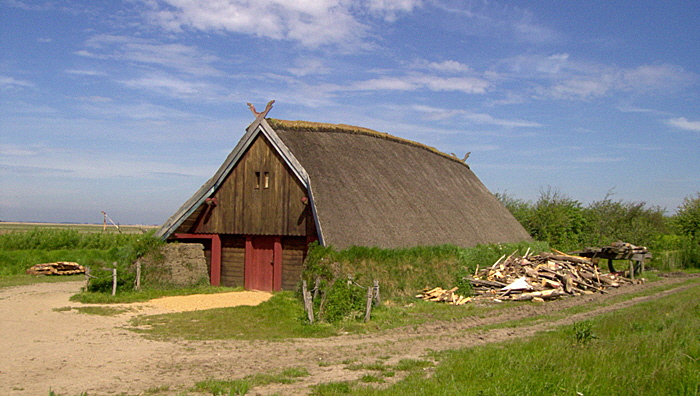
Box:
[156,108,531,290]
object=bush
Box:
[673,192,700,238]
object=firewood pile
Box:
[418,249,638,305]
[26,262,85,276]
[416,287,471,305]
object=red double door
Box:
[244,236,282,291]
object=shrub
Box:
[673,192,700,238]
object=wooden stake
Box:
[135,261,141,291]
[372,280,381,306]
[364,286,373,322]
[302,280,314,323]
[111,263,117,296]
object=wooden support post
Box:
[111,263,117,296]
[629,260,635,280]
[607,258,616,273]
[302,280,314,323]
[364,286,373,322]
[372,280,381,306]
[85,266,91,289]
[313,276,320,301]
[135,261,141,291]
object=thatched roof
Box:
[157,117,532,248]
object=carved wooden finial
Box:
[450,151,471,162]
[246,100,275,119]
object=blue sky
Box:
[1,0,699,225]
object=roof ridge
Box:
[266,118,469,168]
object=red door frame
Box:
[174,233,221,286]
[245,236,283,291]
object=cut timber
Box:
[26,262,85,276]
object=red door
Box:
[244,236,282,291]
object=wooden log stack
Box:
[467,250,637,302]
[418,249,640,306]
[416,286,471,305]
[26,261,86,276]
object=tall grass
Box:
[0,228,163,285]
[0,227,147,250]
[303,241,549,301]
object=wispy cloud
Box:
[668,117,700,132]
[349,74,491,94]
[120,74,218,98]
[78,35,222,77]
[411,105,542,128]
[0,75,34,90]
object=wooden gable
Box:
[181,134,311,236]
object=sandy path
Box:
[0,276,697,396]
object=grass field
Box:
[0,221,158,234]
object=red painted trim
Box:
[210,234,221,286]
[173,233,221,287]
[244,237,253,290]
[273,237,282,291]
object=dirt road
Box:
[1,276,697,396]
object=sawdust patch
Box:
[147,290,273,312]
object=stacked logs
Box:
[416,286,471,305]
[26,261,85,276]
[419,250,638,305]
[467,250,636,302]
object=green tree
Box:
[583,192,668,247]
[674,193,700,237]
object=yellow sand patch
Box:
[147,290,273,312]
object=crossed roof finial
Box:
[246,100,275,119]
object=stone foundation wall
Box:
[140,243,209,287]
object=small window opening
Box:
[263,172,270,189]
[255,172,261,189]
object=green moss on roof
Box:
[266,118,469,167]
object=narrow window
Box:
[255,172,261,189]
[263,172,270,189]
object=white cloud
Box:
[366,0,422,21]
[65,69,107,76]
[427,60,471,74]
[668,117,700,132]
[149,0,369,48]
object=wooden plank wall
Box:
[191,135,310,236]
[282,237,307,290]
[220,235,245,287]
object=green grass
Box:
[51,305,135,316]
[314,282,700,395]
[130,292,338,340]
[193,367,310,395]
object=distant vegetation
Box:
[496,189,700,270]
[0,226,163,289]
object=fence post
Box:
[135,261,141,291]
[302,280,314,323]
[372,280,381,306]
[85,266,91,290]
[364,286,373,322]
[111,262,117,296]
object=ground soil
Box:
[1,275,697,396]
